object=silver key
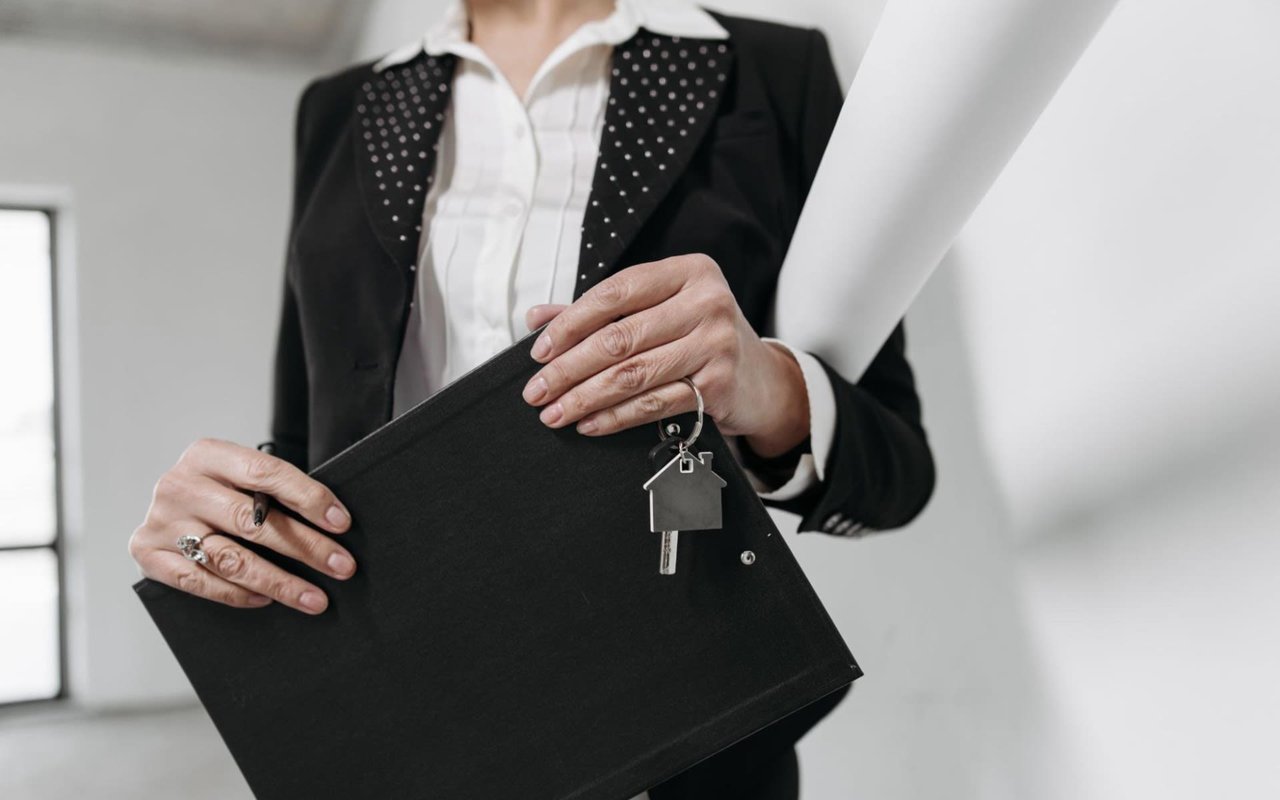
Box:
[643,446,726,575]
[659,531,679,576]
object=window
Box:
[0,208,64,705]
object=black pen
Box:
[253,441,275,527]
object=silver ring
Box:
[657,376,704,451]
[177,534,208,565]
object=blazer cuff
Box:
[726,436,819,501]
[752,452,820,501]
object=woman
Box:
[129,0,935,796]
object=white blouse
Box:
[387,0,833,499]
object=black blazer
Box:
[271,12,935,798]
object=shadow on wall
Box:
[785,251,1086,800]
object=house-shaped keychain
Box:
[643,449,728,533]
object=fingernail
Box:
[325,504,350,529]
[247,594,272,607]
[522,375,547,403]
[577,418,597,434]
[531,333,552,361]
[300,591,327,613]
[540,403,563,426]
[327,552,356,578]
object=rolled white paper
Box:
[773,0,1119,379]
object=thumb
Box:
[525,303,568,332]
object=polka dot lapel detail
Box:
[574,32,734,300]
[353,53,458,274]
[351,33,733,293]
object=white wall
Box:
[957,0,1280,533]
[1018,425,1280,799]
[947,0,1280,796]
[356,0,443,59]
[0,40,317,707]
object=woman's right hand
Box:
[128,438,356,615]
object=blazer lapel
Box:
[573,32,734,300]
[351,34,732,296]
[352,54,458,274]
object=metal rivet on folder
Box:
[740,551,756,566]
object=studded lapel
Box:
[352,32,731,294]
[572,33,733,300]
[353,54,458,273]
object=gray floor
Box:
[0,704,251,799]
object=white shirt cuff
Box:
[728,338,838,502]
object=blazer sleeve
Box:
[747,29,936,536]
[269,81,320,471]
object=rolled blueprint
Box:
[773,0,1119,379]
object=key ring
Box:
[656,376,704,451]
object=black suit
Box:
[272,12,935,799]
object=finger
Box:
[178,439,350,534]
[525,304,567,332]
[539,336,703,428]
[523,295,698,407]
[176,475,356,581]
[530,256,696,363]
[576,379,702,436]
[143,549,274,609]
[199,534,330,615]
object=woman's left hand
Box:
[522,253,810,458]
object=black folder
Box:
[134,328,859,799]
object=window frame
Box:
[0,203,68,708]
